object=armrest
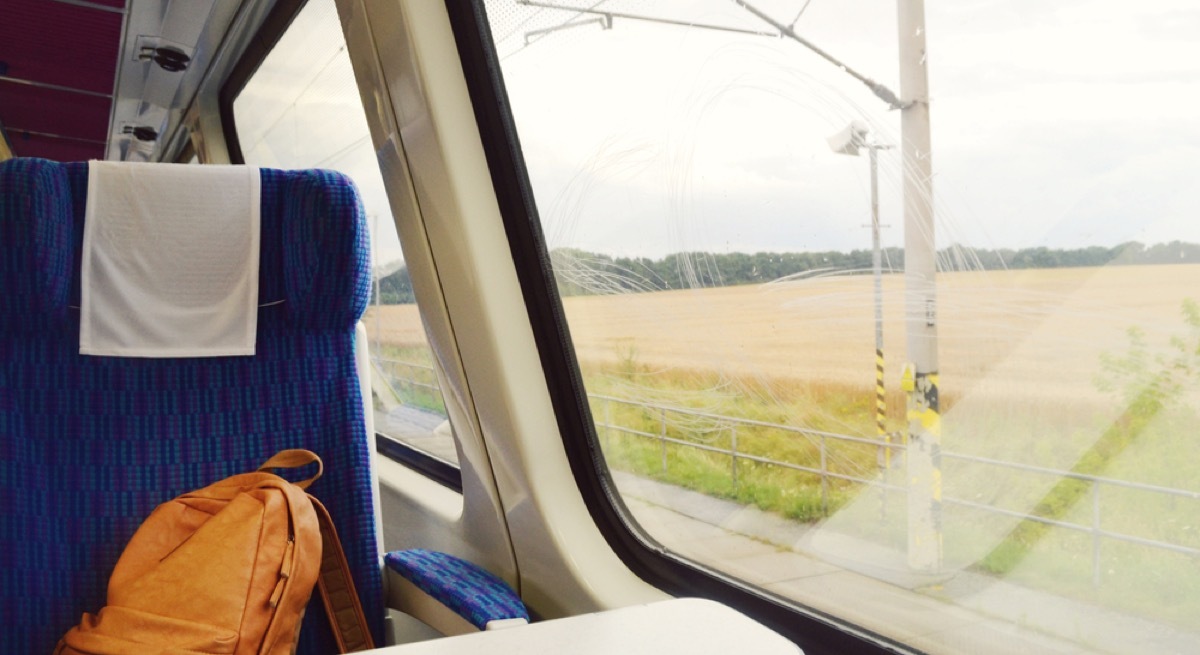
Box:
[384,549,529,636]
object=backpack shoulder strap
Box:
[310,495,376,653]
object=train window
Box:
[479,1,1200,652]
[230,0,459,469]
[175,137,198,164]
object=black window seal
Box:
[376,433,463,494]
[441,1,914,653]
[217,0,464,490]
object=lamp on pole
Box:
[828,121,893,471]
[516,0,941,575]
[724,2,941,571]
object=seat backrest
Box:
[0,158,385,654]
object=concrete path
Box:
[613,472,1200,655]
[376,406,459,464]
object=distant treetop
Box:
[370,241,1200,303]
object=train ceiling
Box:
[0,0,241,163]
[0,0,125,161]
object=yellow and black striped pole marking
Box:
[876,348,888,468]
[907,369,943,572]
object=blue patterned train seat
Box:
[0,158,383,654]
[385,549,529,632]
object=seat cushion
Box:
[385,549,529,630]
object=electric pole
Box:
[897,0,941,573]
[517,0,943,574]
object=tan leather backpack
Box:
[54,450,374,654]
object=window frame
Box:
[442,1,908,653]
[217,0,464,493]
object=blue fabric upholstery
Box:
[0,158,72,332]
[385,549,529,630]
[0,159,382,654]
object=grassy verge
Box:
[372,340,1200,630]
[585,361,894,521]
[578,353,1200,631]
[372,344,446,415]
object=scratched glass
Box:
[482,0,1200,652]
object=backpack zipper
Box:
[268,534,295,608]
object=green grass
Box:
[579,352,1200,632]
[376,342,1200,632]
[372,344,446,415]
[587,363,885,521]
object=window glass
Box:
[176,138,198,164]
[234,0,457,466]
[482,1,1200,652]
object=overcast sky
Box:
[485,0,1200,260]
[235,0,1200,267]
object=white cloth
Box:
[80,161,261,357]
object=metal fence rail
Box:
[375,357,441,398]
[375,357,1200,585]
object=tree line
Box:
[372,240,1200,303]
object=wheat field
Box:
[363,264,1200,408]
[363,264,1200,629]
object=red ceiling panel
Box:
[0,0,124,161]
[0,80,111,142]
[0,0,124,95]
[6,130,105,162]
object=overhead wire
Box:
[500,0,613,61]
[788,0,814,28]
